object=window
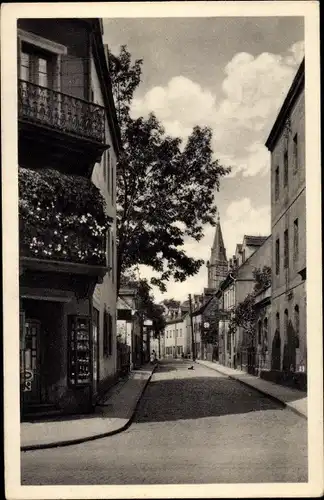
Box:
[106,150,111,192]
[294,305,300,348]
[275,166,280,200]
[258,320,262,345]
[103,151,107,183]
[293,218,299,262]
[106,229,111,270]
[111,238,115,283]
[284,309,289,342]
[284,150,288,187]
[180,328,182,337]
[293,134,298,173]
[284,229,289,268]
[111,158,115,205]
[264,318,268,347]
[275,238,280,275]
[20,43,55,88]
[103,310,113,356]
[276,312,280,332]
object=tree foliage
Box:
[228,266,272,346]
[109,46,231,294]
[19,167,111,265]
[228,293,257,345]
[253,265,272,293]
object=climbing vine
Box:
[228,265,272,346]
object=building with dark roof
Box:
[266,58,306,376]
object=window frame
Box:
[284,229,289,269]
[111,237,115,284]
[103,309,113,357]
[294,305,300,348]
[293,133,298,174]
[275,165,280,200]
[283,150,288,187]
[18,29,67,92]
[275,238,280,275]
[293,218,299,262]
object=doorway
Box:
[20,298,64,409]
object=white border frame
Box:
[2,2,322,499]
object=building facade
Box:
[164,317,189,358]
[217,235,271,371]
[18,19,121,417]
[265,59,306,376]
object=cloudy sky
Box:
[103,16,304,303]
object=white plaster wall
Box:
[90,55,118,385]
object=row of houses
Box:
[160,58,306,389]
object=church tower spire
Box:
[206,212,228,290]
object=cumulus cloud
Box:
[223,197,271,257]
[222,141,270,178]
[131,40,304,178]
[129,41,303,300]
[131,76,216,138]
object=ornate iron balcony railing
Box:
[18,80,105,143]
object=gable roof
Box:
[211,219,227,262]
[244,235,269,247]
[265,58,305,151]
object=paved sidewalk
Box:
[21,364,156,451]
[197,360,307,419]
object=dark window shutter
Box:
[60,54,85,99]
[108,313,113,355]
[103,310,108,355]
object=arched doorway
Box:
[271,313,281,370]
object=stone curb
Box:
[21,365,157,452]
[196,360,307,420]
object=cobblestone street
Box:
[21,360,307,485]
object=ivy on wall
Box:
[228,265,272,347]
[19,167,112,266]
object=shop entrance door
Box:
[23,319,41,403]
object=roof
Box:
[244,235,269,247]
[166,317,186,326]
[192,294,218,317]
[91,20,122,155]
[211,218,227,263]
[265,58,305,151]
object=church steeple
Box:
[207,212,228,290]
[211,213,227,263]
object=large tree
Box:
[109,46,231,295]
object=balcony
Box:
[18,80,109,177]
[19,167,111,298]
